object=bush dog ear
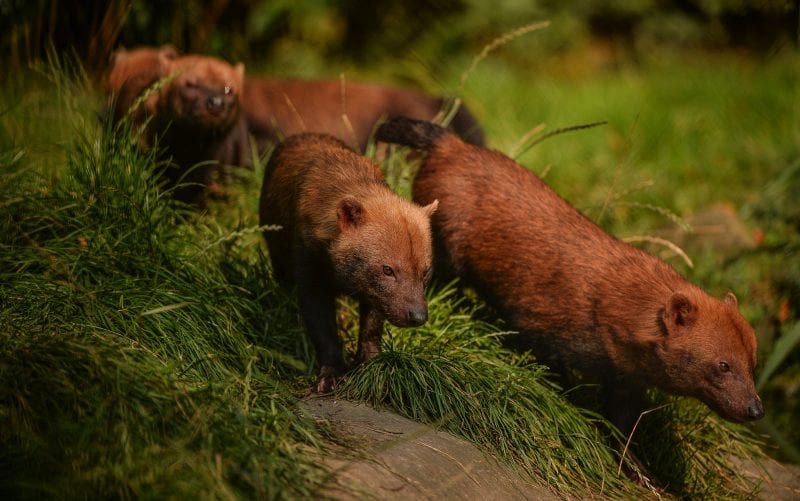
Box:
[337,197,365,232]
[159,45,179,59]
[723,291,738,309]
[234,63,245,83]
[666,292,696,330]
[423,199,439,218]
[157,50,175,77]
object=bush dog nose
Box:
[747,398,765,420]
[206,95,224,114]
[407,307,427,326]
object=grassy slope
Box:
[2,49,796,498]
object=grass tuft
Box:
[339,285,638,497]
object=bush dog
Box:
[105,50,250,206]
[259,133,438,392]
[242,77,485,155]
[376,117,764,438]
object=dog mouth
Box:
[702,394,764,423]
[379,303,428,328]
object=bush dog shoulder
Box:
[260,133,438,392]
[376,117,764,437]
[242,77,485,154]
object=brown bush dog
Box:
[104,50,250,206]
[242,77,485,155]
[376,117,764,447]
[145,53,251,206]
[104,45,178,123]
[259,133,438,392]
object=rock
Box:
[300,397,557,500]
[734,456,800,501]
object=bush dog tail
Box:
[375,117,449,150]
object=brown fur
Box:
[376,117,764,434]
[242,77,485,155]
[104,49,250,205]
[104,45,178,123]
[260,133,438,392]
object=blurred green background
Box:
[2,0,799,476]
[2,0,797,74]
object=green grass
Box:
[0,66,329,498]
[2,47,796,498]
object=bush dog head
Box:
[659,290,761,422]
[260,133,437,391]
[156,54,244,133]
[332,194,438,327]
[376,117,763,429]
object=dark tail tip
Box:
[375,117,448,151]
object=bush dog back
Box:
[242,77,485,154]
[376,117,763,436]
[260,133,438,392]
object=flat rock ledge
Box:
[300,397,800,500]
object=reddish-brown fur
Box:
[242,77,485,154]
[260,133,438,392]
[104,45,178,123]
[376,117,764,436]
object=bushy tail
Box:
[375,117,449,150]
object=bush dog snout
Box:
[259,133,438,392]
[376,117,763,433]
